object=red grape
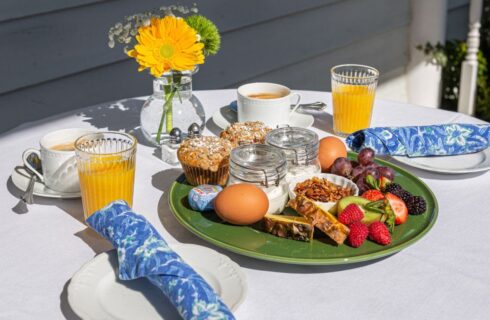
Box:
[331,157,352,177]
[351,166,365,180]
[364,167,379,180]
[354,172,370,194]
[358,148,375,166]
[377,166,395,181]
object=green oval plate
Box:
[169,154,438,265]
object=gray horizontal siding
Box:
[240,26,409,91]
[0,0,108,23]
[447,0,469,40]
[0,0,410,133]
[0,0,340,95]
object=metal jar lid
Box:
[265,127,319,166]
[230,144,287,187]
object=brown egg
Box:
[214,184,269,225]
[318,136,347,172]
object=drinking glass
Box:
[75,132,137,219]
[331,64,379,136]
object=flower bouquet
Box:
[108,5,221,145]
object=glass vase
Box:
[140,70,205,146]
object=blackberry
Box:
[384,183,412,203]
[383,183,403,194]
[407,196,427,215]
[398,190,412,203]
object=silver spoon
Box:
[21,153,43,205]
[295,101,327,111]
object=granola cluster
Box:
[220,121,271,147]
[294,177,352,202]
[177,136,232,172]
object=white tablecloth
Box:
[1,90,489,320]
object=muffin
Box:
[177,136,233,186]
[220,121,271,147]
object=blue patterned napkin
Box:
[346,123,490,157]
[86,201,235,320]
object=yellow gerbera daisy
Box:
[127,16,205,77]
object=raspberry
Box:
[347,222,369,248]
[338,204,364,225]
[369,222,391,245]
[406,196,427,215]
[362,190,385,201]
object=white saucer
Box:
[68,244,247,320]
[392,148,490,174]
[11,166,81,199]
[212,105,314,129]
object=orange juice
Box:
[78,155,135,219]
[332,84,375,135]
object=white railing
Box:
[458,0,483,115]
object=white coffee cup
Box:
[22,128,93,193]
[237,82,301,127]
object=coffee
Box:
[248,93,284,99]
[50,142,75,152]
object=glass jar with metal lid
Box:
[229,144,288,214]
[265,127,321,181]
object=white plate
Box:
[68,244,247,320]
[392,148,490,174]
[212,105,314,130]
[11,166,81,199]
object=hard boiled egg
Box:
[214,184,269,225]
[318,136,347,172]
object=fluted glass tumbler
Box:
[331,64,379,137]
[75,132,137,219]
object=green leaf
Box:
[384,201,396,232]
[365,175,380,190]
[364,200,385,210]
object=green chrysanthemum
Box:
[185,15,221,56]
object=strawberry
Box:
[369,221,391,245]
[362,190,385,201]
[385,193,408,225]
[347,222,369,248]
[379,176,392,190]
[338,204,364,225]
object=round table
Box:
[1,90,489,320]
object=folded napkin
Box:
[86,201,235,320]
[346,123,490,157]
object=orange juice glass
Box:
[75,132,137,219]
[331,64,379,136]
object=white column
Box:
[458,0,483,115]
[407,0,447,108]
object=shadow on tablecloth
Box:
[152,168,395,274]
[77,98,155,149]
[312,110,334,134]
[7,177,84,220]
[60,280,82,320]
